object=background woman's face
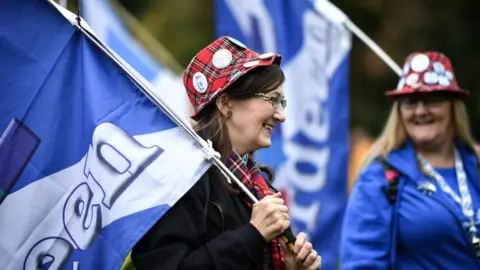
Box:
[399,94,453,149]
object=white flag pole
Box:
[314,0,403,77]
[344,20,402,76]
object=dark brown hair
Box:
[193,64,285,189]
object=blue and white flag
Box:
[215,0,351,268]
[0,1,210,269]
[81,0,190,123]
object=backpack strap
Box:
[377,158,402,269]
[378,158,400,204]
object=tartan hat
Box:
[385,51,469,97]
[183,36,282,120]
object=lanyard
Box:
[418,148,480,257]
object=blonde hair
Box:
[359,100,480,172]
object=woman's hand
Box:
[282,232,322,270]
[250,192,290,242]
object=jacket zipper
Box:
[210,201,225,232]
[426,193,480,266]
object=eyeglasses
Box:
[398,95,448,109]
[254,93,287,110]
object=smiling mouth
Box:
[413,120,434,125]
[263,123,274,132]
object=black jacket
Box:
[131,168,267,269]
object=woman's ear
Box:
[215,93,232,117]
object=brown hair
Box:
[193,64,285,189]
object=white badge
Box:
[410,54,430,73]
[244,60,260,68]
[212,49,232,69]
[228,37,246,49]
[229,71,242,82]
[433,61,445,74]
[423,71,439,85]
[258,52,274,59]
[192,72,208,93]
[438,76,451,87]
[406,73,419,86]
[445,71,454,80]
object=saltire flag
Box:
[215,0,352,268]
[0,0,210,269]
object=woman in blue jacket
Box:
[340,51,480,269]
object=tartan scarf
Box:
[226,152,285,270]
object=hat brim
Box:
[385,87,469,99]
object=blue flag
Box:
[215,0,351,268]
[81,0,190,123]
[0,0,210,269]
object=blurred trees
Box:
[112,0,480,137]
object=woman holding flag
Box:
[341,52,480,269]
[131,36,322,270]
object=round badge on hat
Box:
[212,49,232,69]
[423,71,439,85]
[410,54,430,73]
[445,71,454,81]
[192,72,208,93]
[438,76,451,87]
[433,62,445,74]
[406,73,419,86]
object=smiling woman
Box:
[131,36,322,270]
[340,51,480,269]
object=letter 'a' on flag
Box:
[0,0,211,269]
[215,0,352,268]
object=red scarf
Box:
[226,152,285,270]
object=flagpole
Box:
[314,0,403,77]
[343,20,402,76]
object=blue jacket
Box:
[340,142,480,269]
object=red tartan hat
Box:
[386,51,469,97]
[183,36,282,120]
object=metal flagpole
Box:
[314,0,403,76]
[343,20,403,76]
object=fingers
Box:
[295,241,312,263]
[261,193,284,204]
[294,232,307,255]
[307,253,322,270]
[272,192,283,198]
[302,249,318,269]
